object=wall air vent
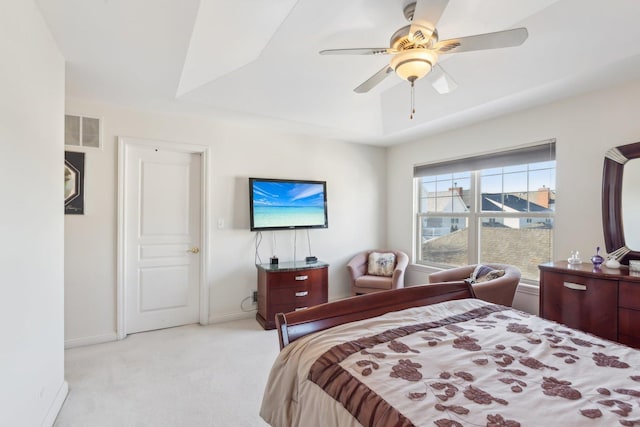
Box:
[65,114,101,149]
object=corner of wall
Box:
[41,381,69,427]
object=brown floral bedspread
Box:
[260,299,640,427]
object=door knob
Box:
[188,247,200,254]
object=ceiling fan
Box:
[320,0,528,117]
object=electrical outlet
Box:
[252,290,258,304]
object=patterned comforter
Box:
[260,298,640,427]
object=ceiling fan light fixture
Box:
[390,49,437,82]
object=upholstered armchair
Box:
[428,263,521,306]
[347,250,409,296]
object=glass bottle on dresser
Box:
[591,247,604,268]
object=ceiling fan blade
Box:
[435,27,528,54]
[409,0,449,40]
[354,66,394,93]
[429,64,458,94]
[319,48,394,56]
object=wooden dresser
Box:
[539,261,640,347]
[255,261,328,330]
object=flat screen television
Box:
[249,177,328,231]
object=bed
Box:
[260,283,640,426]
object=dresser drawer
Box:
[619,307,640,338]
[618,334,640,349]
[620,281,640,310]
[540,271,617,341]
[266,268,324,288]
[618,283,640,349]
[271,302,312,316]
[543,272,606,289]
[270,282,325,306]
[266,282,325,319]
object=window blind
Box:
[413,140,556,177]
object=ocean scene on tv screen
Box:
[252,181,326,228]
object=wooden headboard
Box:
[275,282,475,349]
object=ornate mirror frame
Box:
[602,141,640,264]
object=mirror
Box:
[622,159,640,250]
[602,141,640,264]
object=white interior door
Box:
[123,144,201,334]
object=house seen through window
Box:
[414,142,556,282]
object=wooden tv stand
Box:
[255,261,328,330]
[539,261,640,348]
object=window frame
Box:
[414,145,555,285]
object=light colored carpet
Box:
[55,318,279,427]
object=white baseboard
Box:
[208,311,255,324]
[516,282,540,296]
[41,380,68,427]
[513,282,540,315]
[210,297,355,324]
[64,332,117,349]
[404,263,440,286]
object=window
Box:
[414,141,555,282]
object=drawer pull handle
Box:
[294,307,308,311]
[564,282,587,291]
[295,275,308,281]
[295,291,309,297]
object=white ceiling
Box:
[37,0,640,146]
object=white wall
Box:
[64,99,387,344]
[0,1,67,425]
[387,78,640,314]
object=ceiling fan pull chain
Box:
[410,80,415,119]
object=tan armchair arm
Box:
[428,265,475,284]
[347,252,368,282]
[391,251,409,289]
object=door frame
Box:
[116,136,210,339]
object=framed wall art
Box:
[65,151,85,215]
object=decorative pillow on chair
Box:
[467,264,505,284]
[367,252,396,277]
